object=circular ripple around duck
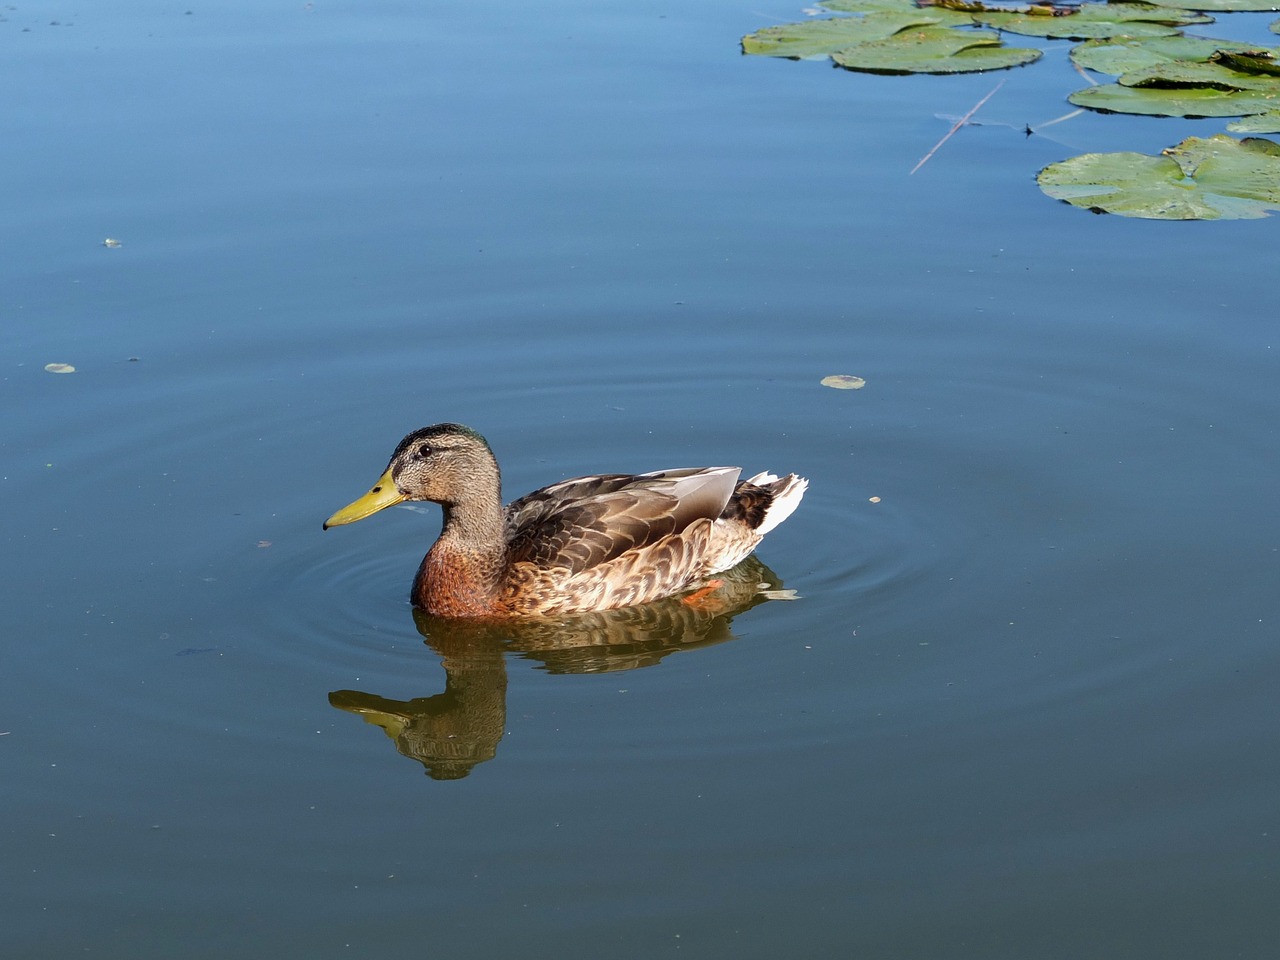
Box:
[787,478,944,607]
[254,516,440,678]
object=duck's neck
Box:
[413,481,507,617]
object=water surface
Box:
[4,2,1279,958]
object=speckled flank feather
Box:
[500,519,713,616]
[324,423,806,618]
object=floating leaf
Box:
[1071,35,1262,74]
[972,1,1209,40]
[101,237,122,248]
[832,26,1041,74]
[44,362,76,374]
[1037,134,1280,219]
[743,13,960,58]
[821,374,867,389]
[1118,58,1280,90]
[1228,109,1280,131]
[1212,48,1280,75]
[1069,81,1280,117]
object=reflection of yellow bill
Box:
[323,467,403,529]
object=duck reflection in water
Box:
[328,555,795,780]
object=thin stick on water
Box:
[1032,108,1084,133]
[910,78,1005,176]
[1072,58,1099,85]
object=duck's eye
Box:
[415,443,433,460]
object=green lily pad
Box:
[1228,110,1280,131]
[1117,58,1280,90]
[972,1,1210,40]
[1070,81,1280,116]
[1071,35,1261,74]
[831,25,1042,74]
[1211,48,1280,75]
[742,13,959,58]
[1140,0,1279,9]
[1037,134,1280,219]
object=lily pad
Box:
[971,1,1210,40]
[742,13,964,58]
[44,362,76,374]
[1069,81,1280,116]
[1037,134,1280,219]
[1211,48,1280,75]
[831,26,1042,74]
[1117,58,1280,89]
[1228,109,1280,131]
[1071,35,1262,74]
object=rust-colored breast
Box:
[412,545,503,618]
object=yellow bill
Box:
[323,467,404,529]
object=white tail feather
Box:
[754,474,807,536]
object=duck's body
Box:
[324,423,806,618]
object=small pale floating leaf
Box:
[831,26,1041,75]
[972,2,1209,41]
[1037,134,1280,219]
[101,238,121,248]
[1228,110,1280,132]
[1071,35,1265,75]
[44,363,76,374]
[822,374,867,389]
[1069,82,1280,117]
[869,496,882,503]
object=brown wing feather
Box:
[502,468,739,577]
[507,490,680,573]
[503,473,634,544]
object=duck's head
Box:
[323,423,499,529]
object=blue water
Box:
[4,1,1279,957]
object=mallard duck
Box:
[324,423,806,618]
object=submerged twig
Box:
[1031,107,1085,132]
[1072,57,1099,85]
[911,78,1006,175]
